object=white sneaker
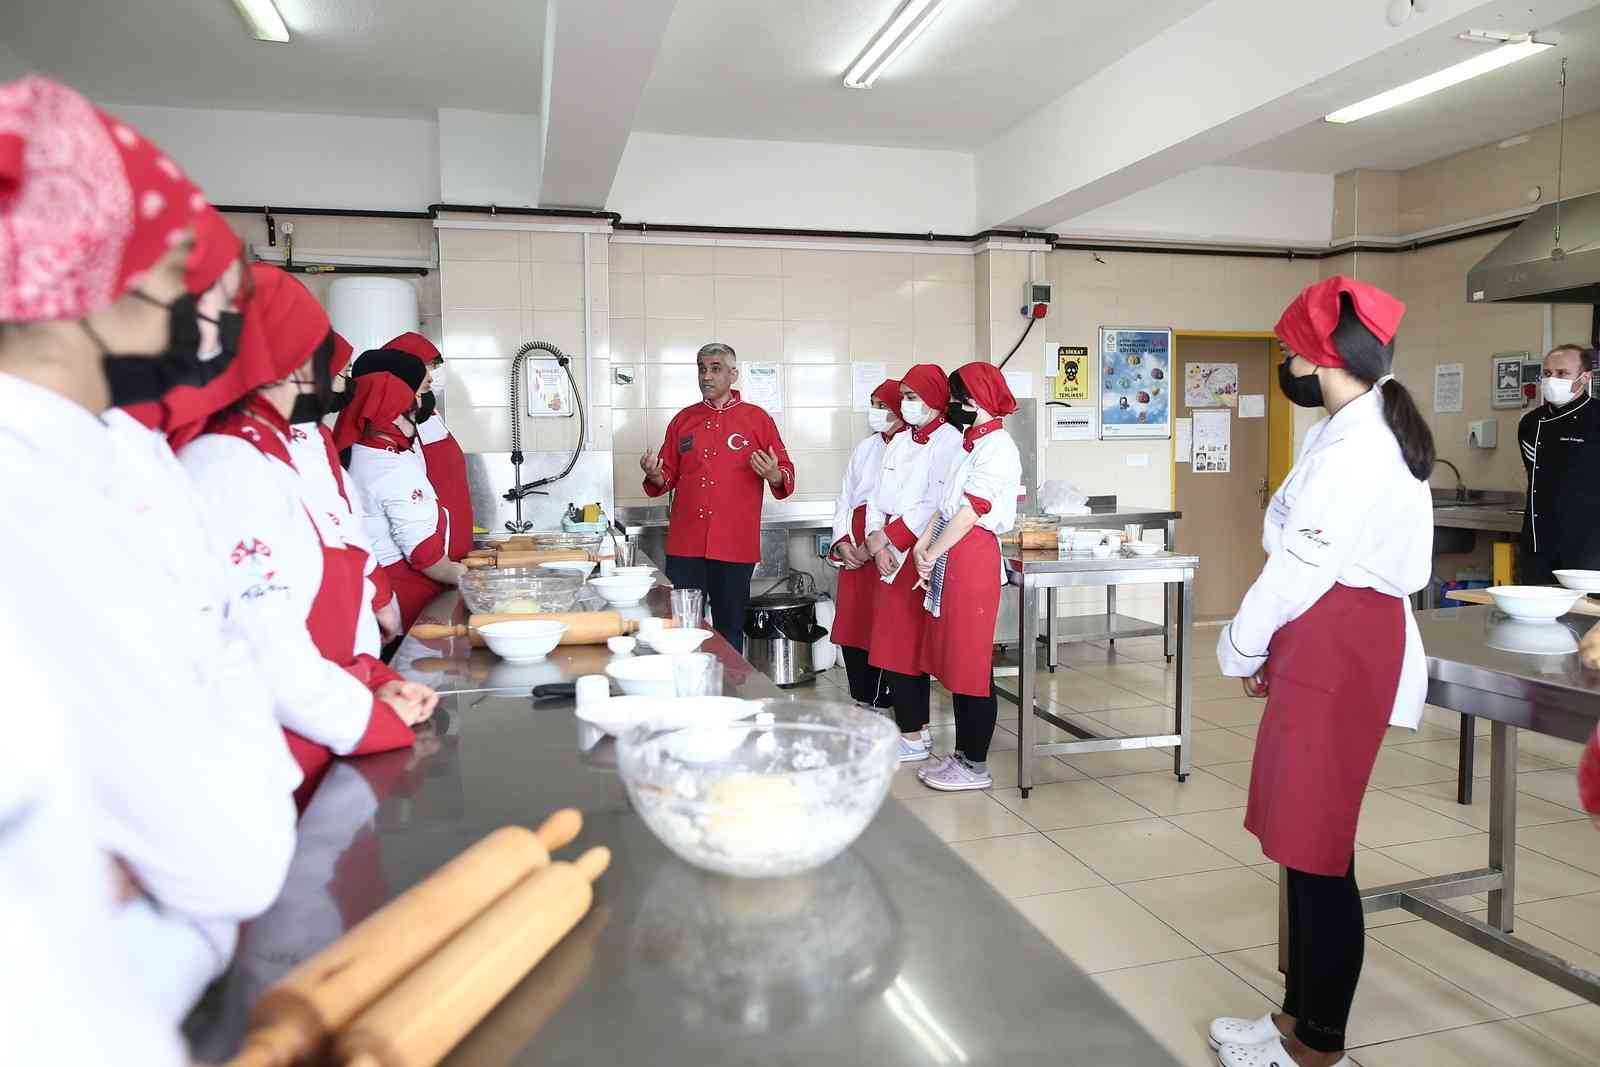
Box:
[921,756,993,792]
[897,734,930,763]
[1217,1037,1350,1067]
[917,753,955,780]
[1208,1014,1279,1050]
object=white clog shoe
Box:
[1208,1014,1279,1050]
[1216,1037,1351,1067]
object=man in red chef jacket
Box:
[641,342,794,654]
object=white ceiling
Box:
[1225,4,1600,175]
[631,0,1213,151]
[5,0,546,116]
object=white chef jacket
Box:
[347,438,450,570]
[0,373,296,1016]
[1217,386,1433,728]
[416,409,450,447]
[286,424,383,657]
[181,427,389,754]
[831,431,893,548]
[865,421,964,580]
[935,427,1023,532]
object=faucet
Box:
[1433,458,1467,503]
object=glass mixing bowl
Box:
[616,700,898,878]
[456,568,584,615]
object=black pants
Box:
[840,646,892,707]
[665,556,756,655]
[887,671,930,735]
[952,688,998,763]
[1282,859,1363,1054]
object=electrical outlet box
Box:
[815,533,833,559]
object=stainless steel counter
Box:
[189,584,1182,1065]
[1041,506,1182,530]
[1431,504,1524,534]
[617,500,837,532]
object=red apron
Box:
[422,434,474,561]
[920,526,1001,697]
[384,560,444,633]
[1245,582,1403,876]
[867,542,930,677]
[831,505,877,650]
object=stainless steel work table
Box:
[189,585,1181,1065]
[997,548,1199,797]
[1036,507,1183,663]
[1276,605,1600,1005]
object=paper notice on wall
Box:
[1433,362,1464,414]
[743,362,783,412]
[1185,362,1239,407]
[851,361,887,413]
[1238,393,1265,419]
[1192,408,1231,473]
[1003,370,1034,399]
[1050,405,1094,441]
[526,365,573,417]
[1175,417,1193,463]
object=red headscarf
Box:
[900,364,950,411]
[331,332,354,377]
[1275,276,1405,369]
[0,76,209,322]
[383,331,441,365]
[955,362,1018,417]
[870,378,903,421]
[185,205,241,296]
[333,372,419,452]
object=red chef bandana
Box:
[184,205,240,296]
[901,363,950,411]
[0,76,209,322]
[330,332,354,377]
[333,371,418,452]
[955,362,1018,417]
[383,330,442,365]
[1274,276,1405,369]
[870,378,904,422]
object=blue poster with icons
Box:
[1099,327,1172,439]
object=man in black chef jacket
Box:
[1518,344,1600,584]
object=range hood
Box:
[1467,190,1600,304]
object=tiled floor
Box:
[806,634,1598,1066]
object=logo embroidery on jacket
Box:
[727,432,750,451]
[1297,528,1332,547]
[678,434,694,454]
[230,539,272,565]
[411,488,425,502]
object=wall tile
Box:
[531,262,586,312]
[711,320,783,364]
[441,260,522,310]
[783,321,849,364]
[585,234,609,263]
[787,364,849,406]
[915,280,976,325]
[642,244,715,275]
[448,404,515,454]
[448,357,513,408]
[715,275,783,320]
[334,219,434,257]
[645,274,716,319]
[714,246,782,276]
[849,251,916,281]
[610,272,644,318]
[783,275,852,321]
[588,262,609,310]
[647,363,703,409]
[584,405,612,451]
[849,323,914,365]
[783,407,856,451]
[442,309,525,359]
[537,414,583,453]
[789,450,849,499]
[610,405,648,455]
[530,311,586,358]
[849,276,916,325]
[646,317,715,363]
[914,322,981,363]
[782,249,854,277]
[438,228,527,262]
[609,242,642,273]
[531,232,584,264]
[608,317,645,365]
[916,252,976,282]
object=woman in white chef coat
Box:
[178,265,437,799]
[913,363,1022,792]
[1209,278,1434,1067]
[829,378,905,707]
[0,76,296,1022]
[864,364,965,762]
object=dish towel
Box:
[922,515,949,618]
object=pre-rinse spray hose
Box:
[505,341,586,530]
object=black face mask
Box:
[90,290,214,407]
[1277,358,1325,409]
[946,401,977,430]
[287,333,338,424]
[414,390,437,424]
[205,309,243,371]
[328,385,352,413]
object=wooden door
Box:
[1174,336,1273,621]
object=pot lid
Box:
[748,592,816,610]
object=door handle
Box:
[1257,477,1269,510]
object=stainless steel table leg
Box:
[1165,518,1178,662]
[1488,721,1518,932]
[1018,581,1040,797]
[1046,587,1059,674]
[1458,714,1476,805]
[1174,573,1193,782]
[1106,585,1117,647]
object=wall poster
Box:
[1492,352,1529,409]
[1184,362,1239,408]
[1048,343,1091,401]
[1099,327,1172,439]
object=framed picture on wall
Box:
[1099,326,1173,439]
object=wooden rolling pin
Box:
[336,848,612,1067]
[1000,527,1060,550]
[411,611,665,647]
[226,813,583,1067]
[462,548,590,570]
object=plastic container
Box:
[457,569,584,614]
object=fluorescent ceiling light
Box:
[230,0,290,43]
[843,0,954,89]
[1325,37,1551,123]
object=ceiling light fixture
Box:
[230,0,290,43]
[1325,35,1550,123]
[843,0,954,89]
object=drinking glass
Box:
[673,653,724,697]
[614,539,639,568]
[671,587,706,630]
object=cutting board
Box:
[1444,588,1600,618]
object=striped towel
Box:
[922,515,950,618]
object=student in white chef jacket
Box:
[828,377,905,707]
[863,363,965,762]
[0,78,296,1022]
[1210,278,1434,1067]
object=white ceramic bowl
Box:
[1485,618,1580,656]
[606,635,637,655]
[610,565,657,579]
[476,619,568,663]
[1125,542,1160,556]
[1553,569,1600,593]
[1485,585,1583,622]
[1089,543,1113,559]
[590,574,656,607]
[1067,532,1103,551]
[606,654,679,697]
[640,627,714,655]
[539,559,598,580]
[575,695,752,738]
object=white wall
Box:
[108,104,439,210]
[606,132,979,234]
[1055,166,1334,246]
[0,40,29,81]
[437,108,541,207]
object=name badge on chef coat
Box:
[678,434,694,454]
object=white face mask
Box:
[900,398,931,427]
[1543,375,1586,406]
[866,408,894,433]
[430,371,446,412]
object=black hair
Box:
[350,347,427,391]
[947,368,971,403]
[1330,293,1435,480]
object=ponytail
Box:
[1331,294,1436,481]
